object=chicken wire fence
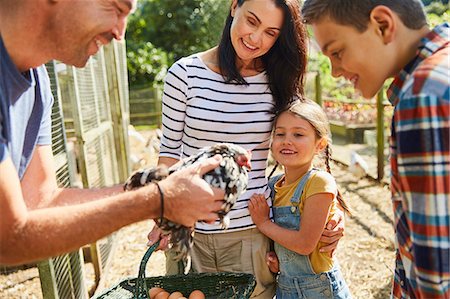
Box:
[36,41,131,299]
[36,60,89,299]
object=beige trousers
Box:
[165,228,276,299]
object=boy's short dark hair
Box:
[301,0,427,32]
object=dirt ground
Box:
[0,130,395,299]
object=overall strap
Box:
[268,174,283,201]
[290,168,318,205]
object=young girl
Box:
[249,99,352,298]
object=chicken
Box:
[349,151,369,179]
[123,143,251,273]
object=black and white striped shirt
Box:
[160,54,275,232]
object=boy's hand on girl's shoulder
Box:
[248,193,270,226]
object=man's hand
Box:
[158,155,225,227]
[319,208,345,254]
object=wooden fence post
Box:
[104,41,131,182]
[376,89,385,181]
[315,72,322,106]
[37,260,59,299]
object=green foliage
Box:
[423,0,449,28]
[143,0,228,60]
[428,11,450,27]
[425,1,449,15]
[308,53,360,101]
[426,5,450,28]
[126,0,229,88]
[421,0,449,7]
[126,41,172,87]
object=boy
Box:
[301,0,449,298]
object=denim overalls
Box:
[269,169,352,299]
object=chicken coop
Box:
[36,40,131,299]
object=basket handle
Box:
[134,240,160,298]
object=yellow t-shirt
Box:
[273,170,337,273]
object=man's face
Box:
[53,0,135,67]
[311,17,396,99]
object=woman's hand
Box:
[146,224,170,251]
[248,193,271,227]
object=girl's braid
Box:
[325,145,351,215]
[325,144,332,173]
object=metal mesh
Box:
[71,51,118,188]
[37,41,130,298]
[93,52,110,123]
[102,40,131,182]
[47,61,69,160]
[116,41,130,117]
[98,235,116,271]
[52,252,88,299]
[55,162,72,187]
[38,61,88,299]
[57,65,76,138]
[83,130,118,188]
[75,65,99,133]
[69,50,120,288]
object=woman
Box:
[152,0,343,297]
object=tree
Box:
[425,1,449,15]
[139,0,228,60]
[125,0,229,88]
[126,41,171,87]
[421,0,449,6]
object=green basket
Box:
[93,241,256,299]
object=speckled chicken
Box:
[123,143,251,273]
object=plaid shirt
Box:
[387,23,450,299]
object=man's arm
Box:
[0,147,225,265]
[0,156,160,264]
[21,145,123,209]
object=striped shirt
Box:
[387,23,450,299]
[159,54,275,233]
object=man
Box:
[0,0,225,265]
[302,0,449,297]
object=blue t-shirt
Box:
[0,36,53,179]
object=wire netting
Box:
[36,41,130,299]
